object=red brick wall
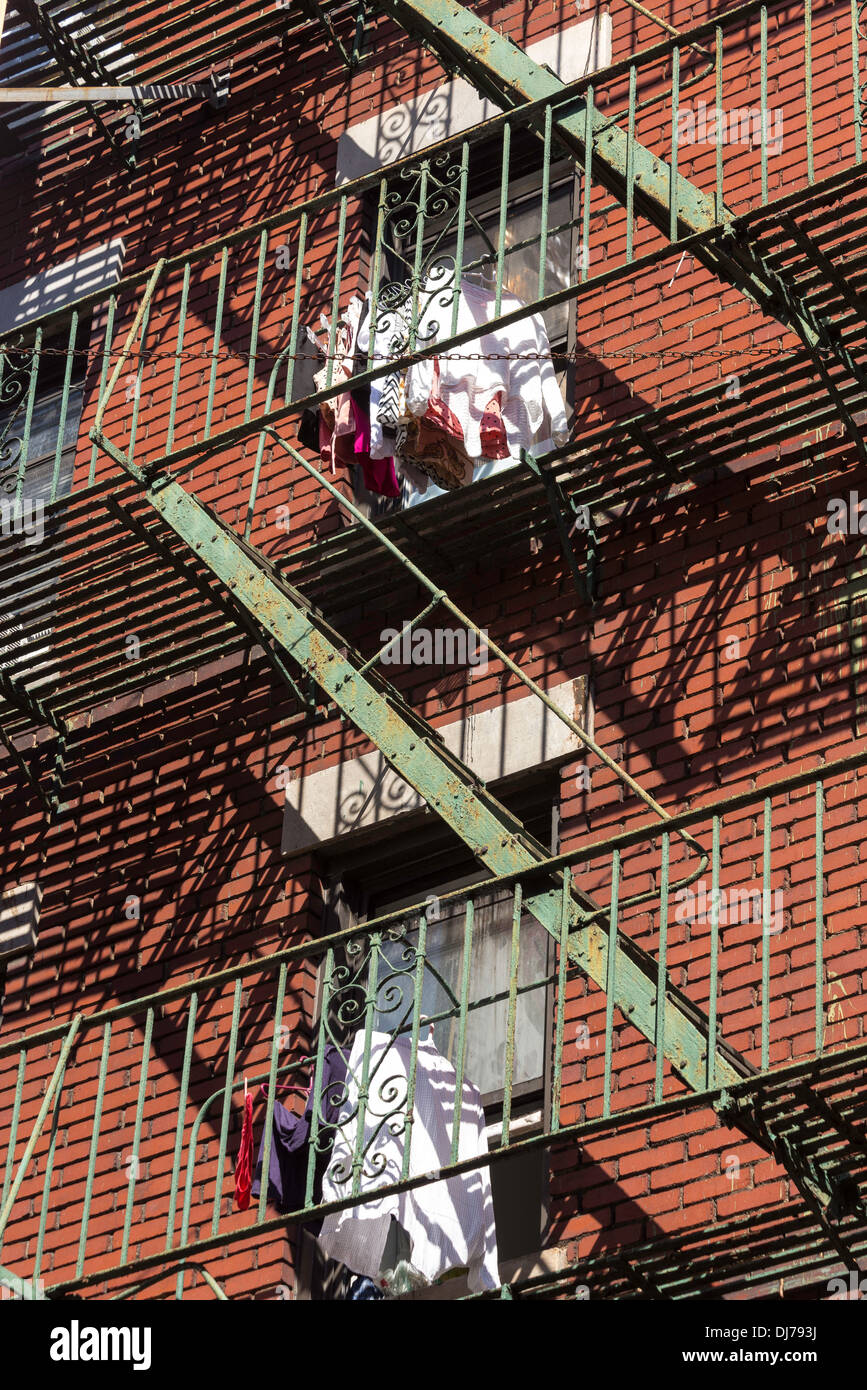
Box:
[1,0,865,1299]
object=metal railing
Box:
[0,0,861,535]
[1,746,865,1296]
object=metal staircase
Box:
[4,0,867,1299]
[94,411,753,1098]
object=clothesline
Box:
[2,343,803,366]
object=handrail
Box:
[1,741,863,1059]
[0,0,814,348]
[0,743,859,1292]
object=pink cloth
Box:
[361,456,400,498]
[351,397,399,497]
[319,396,398,497]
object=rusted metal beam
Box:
[0,82,211,104]
[92,416,750,1096]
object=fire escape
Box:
[1,0,867,1300]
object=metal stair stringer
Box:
[109,462,753,1100]
[374,0,852,373]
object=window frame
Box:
[355,138,581,519]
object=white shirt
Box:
[317,1030,500,1292]
[408,278,569,459]
[358,276,569,466]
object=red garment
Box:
[319,395,399,496]
[479,392,509,460]
[361,455,400,499]
[234,1089,254,1211]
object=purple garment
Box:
[350,395,400,498]
[252,1043,348,1216]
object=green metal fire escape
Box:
[72,0,866,1261]
[375,0,867,462]
[71,0,866,1238]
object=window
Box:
[0,881,42,1032]
[378,143,578,347]
[372,882,549,1103]
[0,326,87,506]
[356,130,580,517]
[368,876,552,1268]
[302,782,559,1295]
[0,320,89,675]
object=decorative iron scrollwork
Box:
[373,152,469,358]
[0,346,32,494]
[858,2,867,128]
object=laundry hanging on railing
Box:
[356,275,570,497]
[316,1029,500,1292]
[307,295,400,500]
[233,1081,255,1212]
[232,1043,349,1220]
[297,277,568,503]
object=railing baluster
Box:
[760,6,769,204]
[550,875,571,1135]
[805,0,814,184]
[494,121,511,316]
[366,180,388,367]
[75,1022,112,1278]
[602,850,620,1119]
[761,797,772,1071]
[325,197,348,389]
[450,898,474,1165]
[50,310,78,504]
[256,964,288,1224]
[210,981,243,1236]
[126,299,150,466]
[89,293,117,484]
[501,884,522,1145]
[15,326,41,504]
[350,936,380,1199]
[305,949,334,1207]
[166,993,197,1254]
[815,780,825,1054]
[166,264,190,455]
[204,248,229,439]
[1,1052,26,1216]
[854,0,864,164]
[401,912,428,1180]
[283,211,308,406]
[244,229,269,423]
[715,27,724,221]
[33,1084,66,1284]
[451,141,470,339]
[538,106,553,296]
[120,1007,154,1265]
[626,67,636,264]
[707,816,721,1088]
[654,833,670,1103]
[581,88,594,284]
[669,47,680,242]
[408,162,430,354]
